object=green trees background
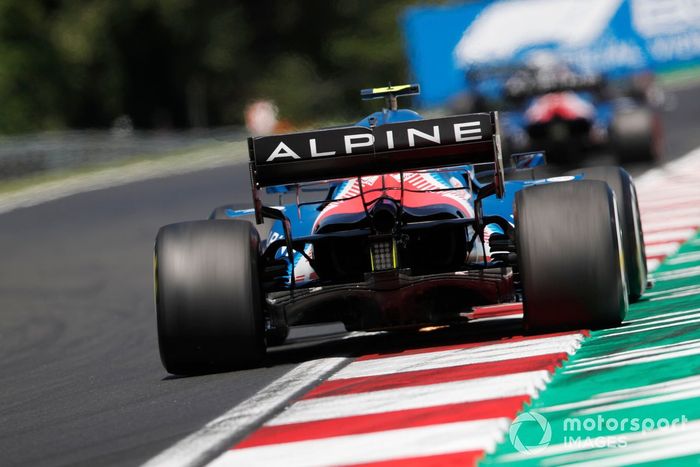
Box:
[0,0,440,134]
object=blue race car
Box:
[154,84,647,375]
[464,59,663,166]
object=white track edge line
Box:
[141,357,349,467]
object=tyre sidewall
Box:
[516,180,628,329]
[155,220,264,374]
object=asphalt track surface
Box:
[1,86,699,467]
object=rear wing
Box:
[248,111,505,223]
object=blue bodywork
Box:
[356,108,424,128]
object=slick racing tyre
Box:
[567,166,647,302]
[516,180,628,330]
[610,107,661,164]
[210,205,287,345]
[155,220,265,375]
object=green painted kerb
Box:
[481,232,700,466]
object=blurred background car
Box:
[459,56,663,166]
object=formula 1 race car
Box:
[463,58,663,166]
[154,84,647,375]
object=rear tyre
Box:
[567,166,647,301]
[211,204,284,344]
[155,220,265,375]
[610,108,661,164]
[516,180,628,330]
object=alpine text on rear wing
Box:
[248,112,500,187]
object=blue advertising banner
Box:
[402,0,700,107]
